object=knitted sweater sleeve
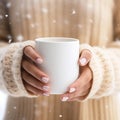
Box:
[80,41,120,101]
[0,41,37,97]
[0,1,37,97]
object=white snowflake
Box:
[104,37,108,41]
[16,35,24,41]
[0,15,3,19]
[35,23,39,27]
[31,23,35,28]
[64,20,69,25]
[6,2,12,8]
[22,117,26,120]
[59,115,63,118]
[41,8,48,13]
[52,20,56,23]
[89,19,93,23]
[78,24,83,29]
[105,105,109,109]
[72,10,76,14]
[26,14,32,19]
[35,110,41,116]
[13,106,17,109]
[8,39,12,44]
[7,35,12,39]
[42,101,48,107]
[5,14,8,18]
[87,4,93,9]
[15,12,19,16]
[117,24,120,27]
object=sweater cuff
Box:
[80,44,115,101]
[2,40,37,97]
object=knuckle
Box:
[22,59,29,68]
[25,83,30,90]
[33,81,41,89]
[26,84,37,94]
[24,46,31,54]
[34,69,41,77]
[69,92,77,99]
[21,70,27,79]
[86,51,92,59]
[81,49,92,60]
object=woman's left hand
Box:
[61,49,93,101]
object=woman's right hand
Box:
[21,46,50,96]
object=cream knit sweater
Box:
[1,0,120,120]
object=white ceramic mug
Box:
[35,37,80,94]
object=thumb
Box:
[79,49,92,66]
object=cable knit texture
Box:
[0,41,36,97]
[80,44,115,100]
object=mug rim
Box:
[35,37,79,43]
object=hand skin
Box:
[21,46,92,100]
[21,46,50,96]
[61,49,93,102]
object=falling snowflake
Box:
[16,35,24,41]
[26,14,32,19]
[22,117,26,120]
[0,15,3,19]
[52,20,56,23]
[105,105,108,109]
[15,12,19,16]
[41,8,48,13]
[104,36,108,41]
[5,14,8,18]
[89,19,93,23]
[31,23,35,28]
[13,106,17,109]
[7,35,12,39]
[117,24,120,27]
[35,23,39,27]
[6,2,12,8]
[42,101,48,107]
[35,110,41,116]
[59,115,63,118]
[64,20,69,25]
[72,10,76,14]
[8,39,12,44]
[87,4,93,9]
[78,24,83,29]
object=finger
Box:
[61,87,90,102]
[22,70,50,92]
[22,59,49,84]
[79,49,92,66]
[61,88,90,102]
[68,67,92,93]
[24,46,43,64]
[23,81,50,96]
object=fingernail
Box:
[43,86,49,91]
[79,58,87,66]
[36,58,43,64]
[69,88,76,93]
[42,77,49,83]
[61,97,69,102]
[43,93,50,96]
